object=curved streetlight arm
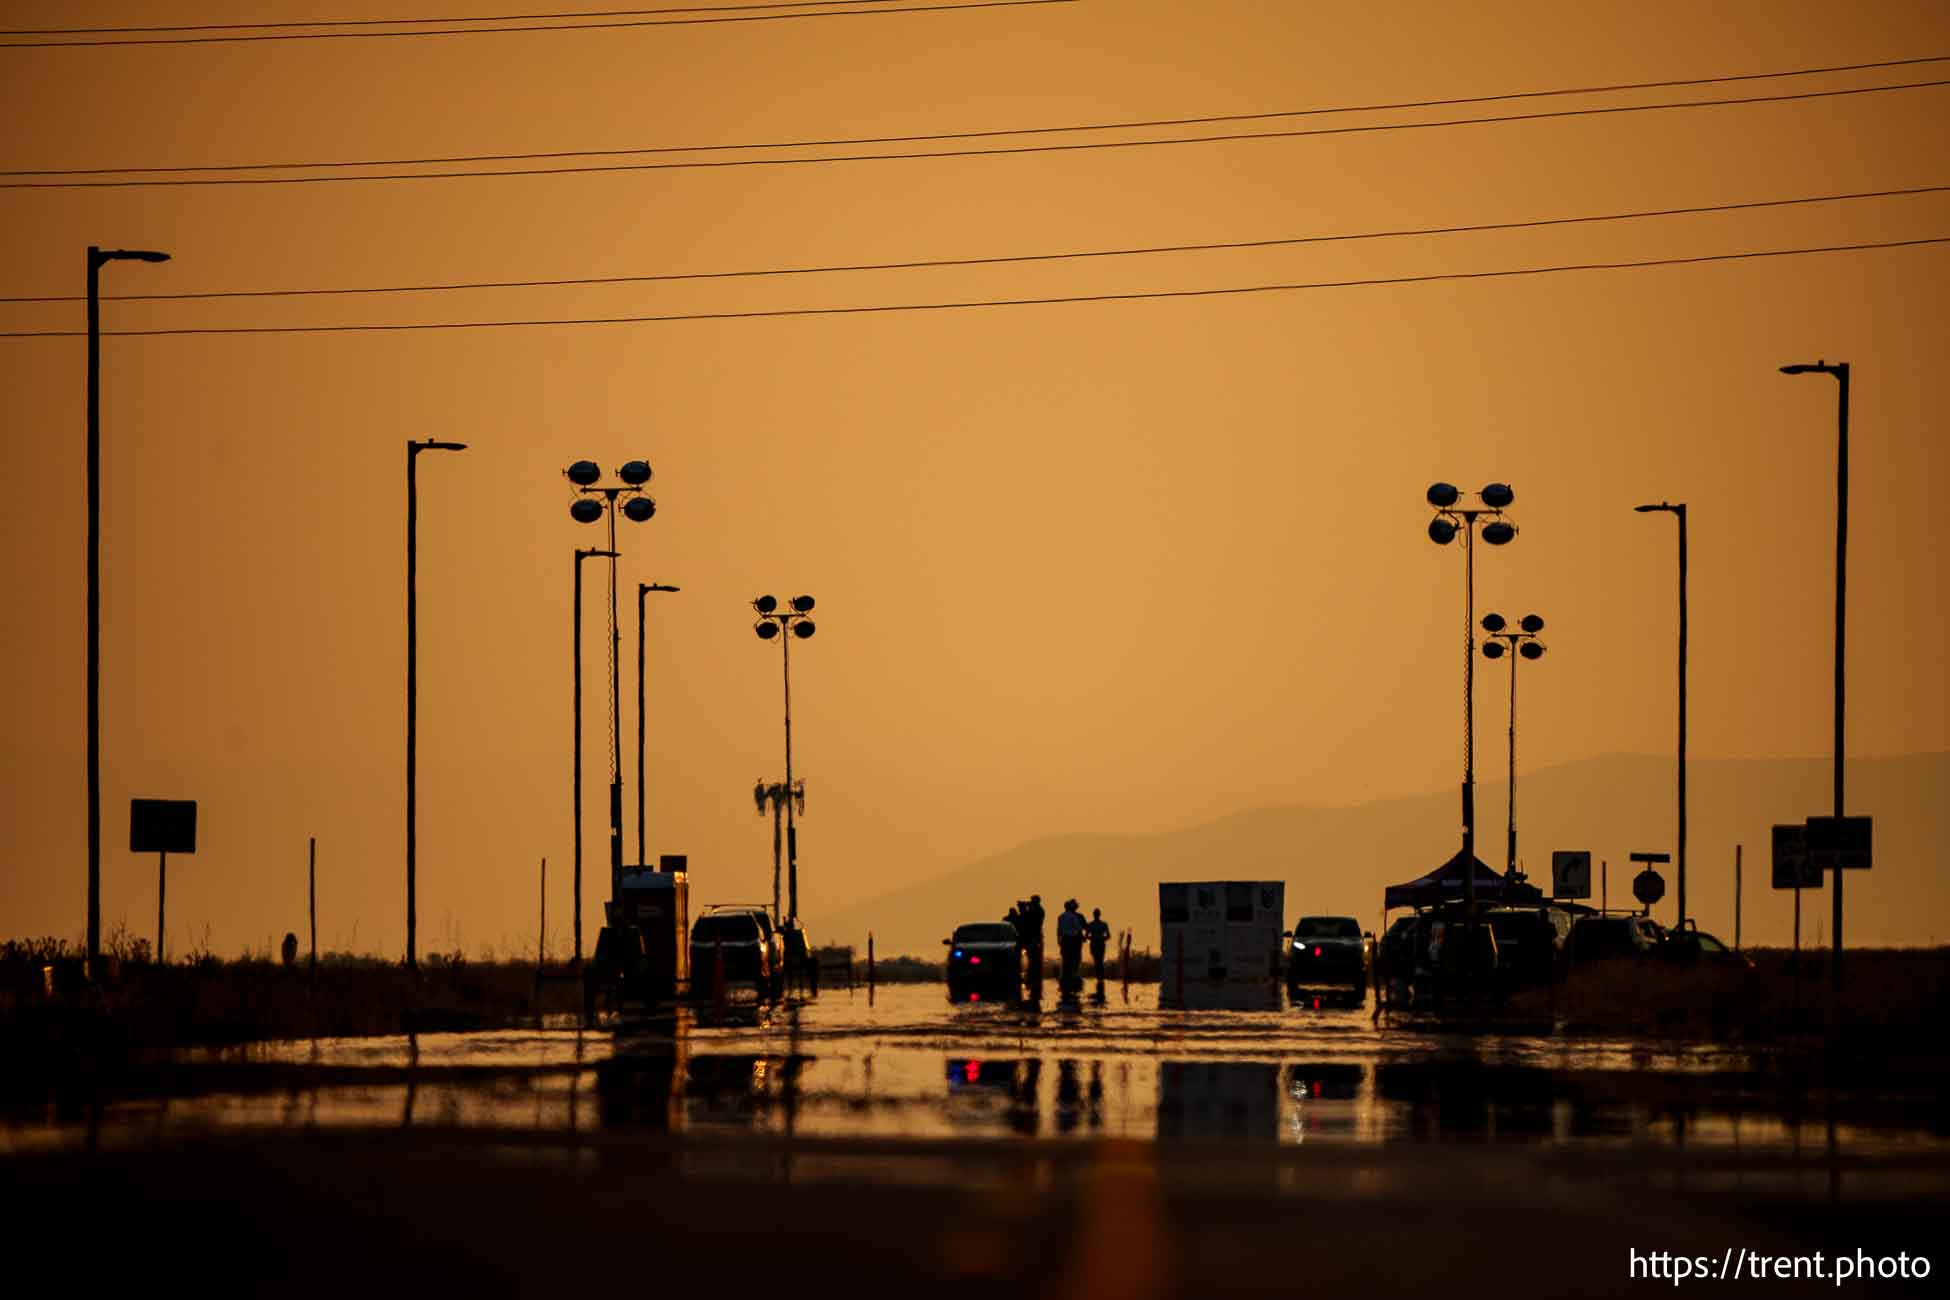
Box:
[94,248,170,266]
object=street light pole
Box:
[1780,361,1850,990]
[636,581,680,866]
[1426,483,1518,932]
[406,438,467,972]
[1481,613,1546,881]
[784,622,796,921]
[1635,501,1688,931]
[572,546,617,967]
[753,596,817,923]
[85,244,169,975]
[569,545,616,966]
[565,460,655,911]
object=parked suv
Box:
[1565,915,1664,967]
[690,905,784,997]
[1287,916,1369,992]
[944,921,1022,1002]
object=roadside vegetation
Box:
[1,932,583,1073]
[1512,945,1950,1058]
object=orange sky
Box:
[2,0,1946,957]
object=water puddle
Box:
[7,984,1941,1155]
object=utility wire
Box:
[0,1,899,36]
[6,79,1942,189]
[5,184,1942,305]
[3,237,1940,338]
[5,54,1942,179]
[0,0,1070,48]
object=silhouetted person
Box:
[1056,899,1085,995]
[1086,908,1110,982]
[1022,894,1046,990]
[280,932,298,968]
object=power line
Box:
[3,237,1940,338]
[6,79,1942,190]
[0,1,900,36]
[5,54,1943,180]
[6,184,1942,305]
[0,0,1069,48]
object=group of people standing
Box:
[1005,894,1112,996]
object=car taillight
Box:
[1314,946,1323,957]
[970,955,981,965]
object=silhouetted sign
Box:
[658,854,688,874]
[1631,868,1665,907]
[1771,824,1820,890]
[1805,816,1872,871]
[130,799,196,854]
[1551,850,1591,900]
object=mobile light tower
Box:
[753,595,816,931]
[1480,612,1546,883]
[406,438,469,971]
[636,581,680,867]
[565,459,656,910]
[1634,501,1687,932]
[1778,360,1851,990]
[1426,482,1517,951]
[85,244,170,975]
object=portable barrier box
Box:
[1159,880,1285,1005]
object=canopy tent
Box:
[1383,848,1524,911]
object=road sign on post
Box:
[1771,823,1821,889]
[130,798,195,966]
[130,799,195,853]
[1550,850,1591,900]
[1805,815,1872,871]
[1632,869,1666,907]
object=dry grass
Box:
[0,937,584,1075]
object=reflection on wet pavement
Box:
[7,983,1947,1154]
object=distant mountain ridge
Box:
[820,752,1950,956]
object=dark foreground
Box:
[8,1126,1942,1297]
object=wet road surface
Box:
[8,983,1946,1297]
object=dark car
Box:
[1287,916,1369,992]
[1657,924,1753,968]
[690,907,783,997]
[1484,906,1575,988]
[1565,915,1664,966]
[943,922,1022,1002]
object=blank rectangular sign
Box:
[1805,815,1871,871]
[130,799,196,854]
